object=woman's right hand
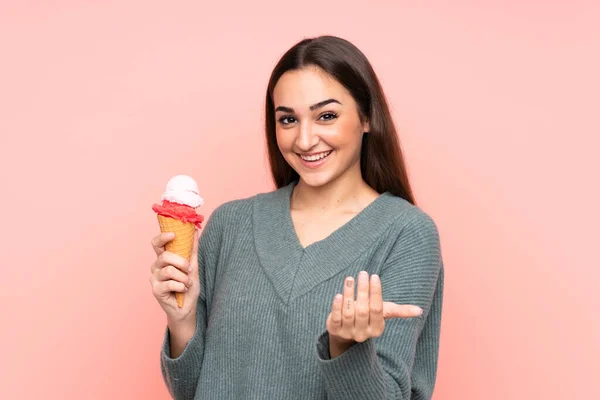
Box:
[149,230,201,323]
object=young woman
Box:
[149,35,444,400]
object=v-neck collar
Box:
[252,180,404,304]
[283,180,393,251]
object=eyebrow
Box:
[275,98,342,113]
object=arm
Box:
[316,211,444,400]
[161,299,208,400]
[160,205,224,400]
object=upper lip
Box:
[297,150,333,156]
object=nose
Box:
[295,120,319,151]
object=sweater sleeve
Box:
[316,210,444,400]
[160,204,225,400]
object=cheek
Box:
[324,119,363,148]
[275,129,292,152]
[275,129,284,148]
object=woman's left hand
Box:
[326,271,423,357]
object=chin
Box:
[286,152,350,189]
[299,177,328,188]
[296,171,337,188]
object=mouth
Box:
[296,150,333,168]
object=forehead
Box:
[272,67,351,108]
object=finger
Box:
[382,302,423,319]
[156,251,191,274]
[157,264,192,288]
[329,294,343,328]
[151,232,175,257]
[154,279,188,297]
[354,271,370,339]
[369,274,385,335]
[342,276,355,328]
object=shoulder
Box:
[207,185,285,226]
[385,195,441,248]
[381,198,443,286]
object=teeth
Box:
[301,151,331,161]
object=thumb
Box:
[382,302,423,319]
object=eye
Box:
[319,112,338,121]
[277,115,297,125]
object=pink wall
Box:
[1,1,598,399]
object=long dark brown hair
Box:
[264,35,416,205]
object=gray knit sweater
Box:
[160,180,444,399]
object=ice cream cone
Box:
[156,214,196,308]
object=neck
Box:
[291,166,375,213]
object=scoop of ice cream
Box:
[152,200,204,228]
[160,175,204,208]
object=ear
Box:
[363,120,370,134]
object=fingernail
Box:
[415,306,423,315]
[168,232,175,238]
[359,271,368,279]
[188,279,193,287]
[372,274,380,282]
[346,277,353,288]
[188,264,193,272]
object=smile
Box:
[296,150,333,169]
[299,150,333,162]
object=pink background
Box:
[1,1,598,399]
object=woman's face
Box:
[272,67,369,188]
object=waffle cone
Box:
[156,215,196,308]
